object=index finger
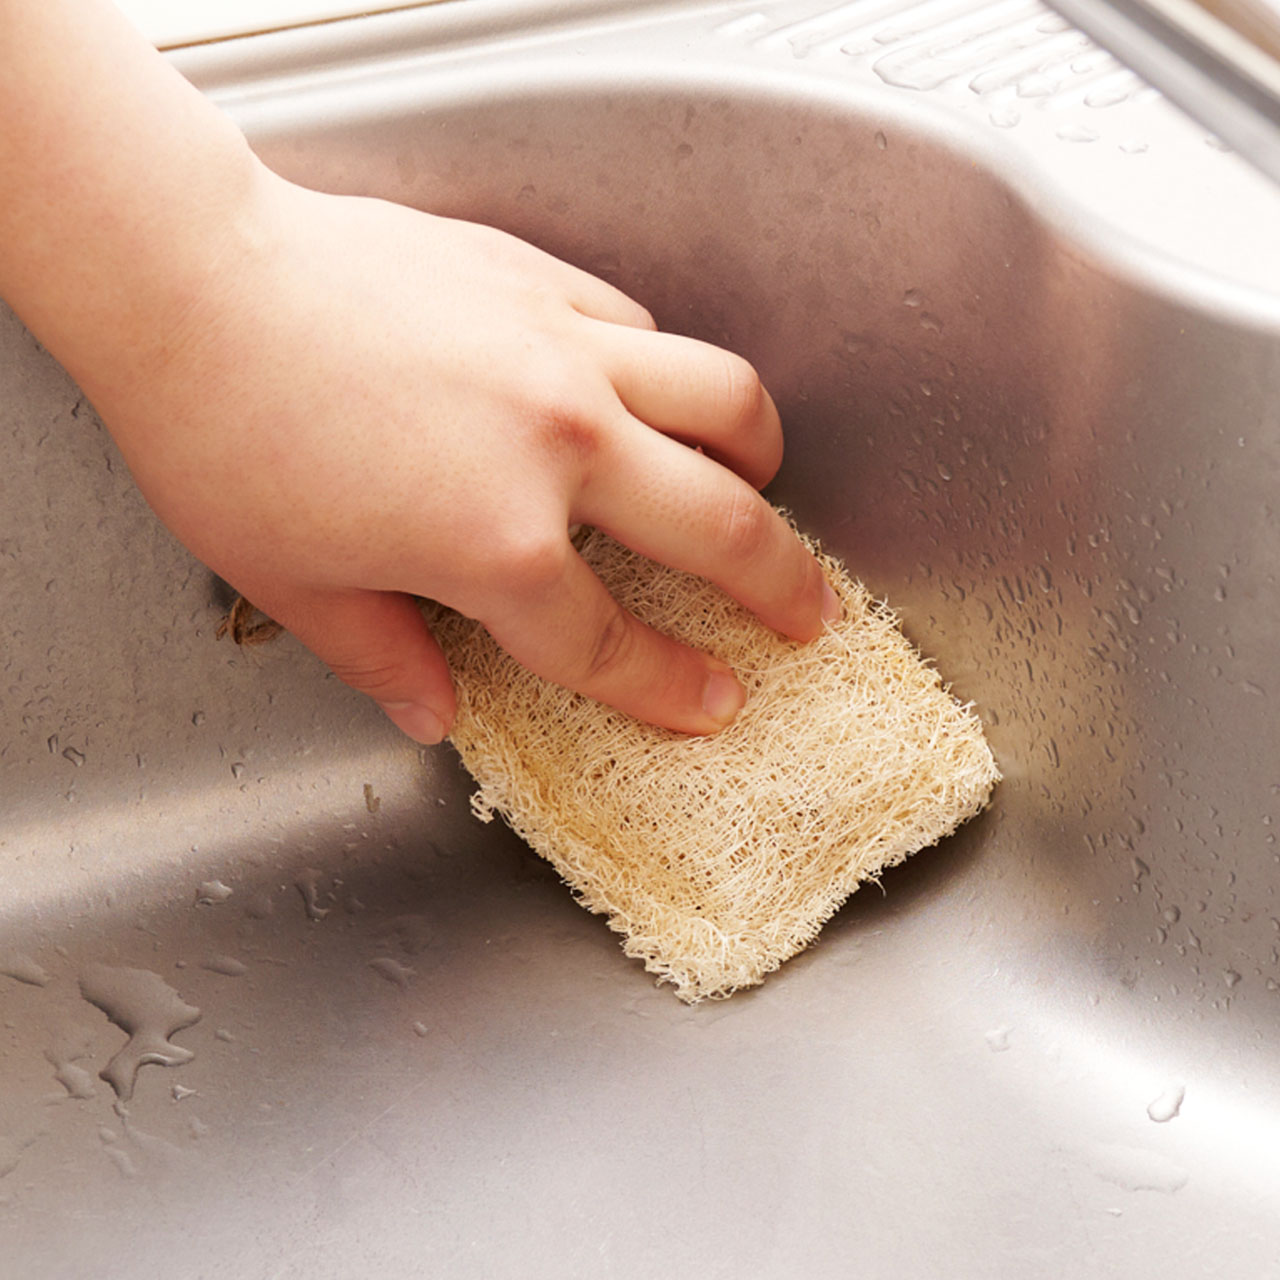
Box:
[578,416,838,644]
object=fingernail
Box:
[702,669,746,726]
[821,583,842,624]
[378,701,446,745]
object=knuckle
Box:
[326,655,409,700]
[501,528,570,595]
[771,543,826,639]
[720,488,772,565]
[524,372,605,469]
[790,549,825,615]
[536,406,601,468]
[523,277,565,317]
[582,602,635,683]
[718,352,767,435]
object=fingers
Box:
[579,419,836,644]
[253,585,457,745]
[585,321,783,490]
[479,540,747,736]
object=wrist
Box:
[0,0,277,408]
[9,130,276,407]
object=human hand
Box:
[48,173,838,742]
[0,0,833,743]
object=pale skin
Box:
[0,0,838,743]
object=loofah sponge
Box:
[426,520,999,1003]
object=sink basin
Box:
[4,2,1280,1275]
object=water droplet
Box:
[874,130,888,150]
[903,288,922,308]
[47,734,59,754]
[363,783,381,815]
[171,1084,198,1102]
[45,1030,97,1100]
[243,890,275,919]
[103,1143,138,1179]
[78,964,201,1101]
[985,1025,1012,1052]
[1057,124,1099,143]
[369,957,414,989]
[1090,1143,1189,1193]
[214,1028,236,1043]
[1223,968,1241,988]
[62,746,85,768]
[1085,83,1134,108]
[200,955,248,978]
[412,1021,429,1038]
[0,1133,38,1182]
[191,711,206,727]
[1017,72,1059,97]
[230,762,245,780]
[937,462,953,481]
[989,106,1021,128]
[195,880,232,906]
[295,869,332,921]
[1147,1084,1185,1122]
[380,914,434,956]
[1163,906,1181,924]
[920,312,944,333]
[0,953,52,986]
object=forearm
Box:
[0,0,265,402]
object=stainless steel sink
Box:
[4,2,1280,1275]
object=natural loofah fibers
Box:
[426,521,999,1003]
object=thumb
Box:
[261,586,457,744]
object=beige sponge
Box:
[427,522,998,1002]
